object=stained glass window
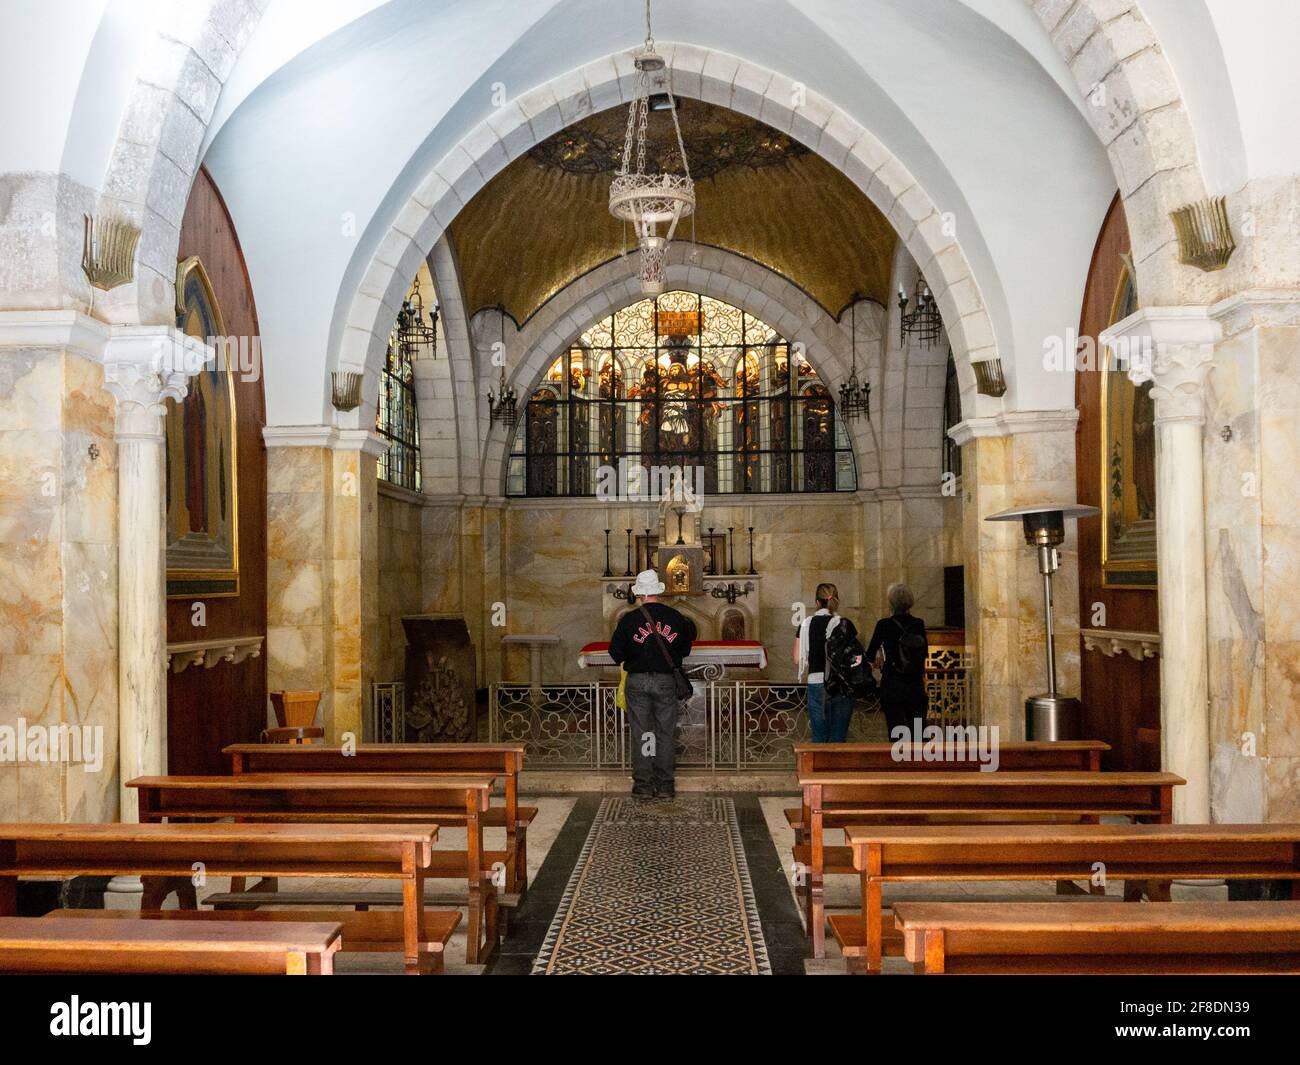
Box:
[376,327,422,492]
[507,292,857,496]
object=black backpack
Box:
[892,617,927,677]
[826,620,869,697]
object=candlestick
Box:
[747,526,756,574]
[625,529,633,576]
[727,526,735,574]
[644,528,651,572]
[603,528,612,577]
[707,527,715,575]
[675,508,684,546]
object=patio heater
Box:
[984,503,1099,741]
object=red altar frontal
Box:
[578,640,768,676]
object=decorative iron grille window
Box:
[942,348,962,479]
[376,335,422,492]
[507,292,857,496]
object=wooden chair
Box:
[269,690,321,729]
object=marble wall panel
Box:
[0,349,118,822]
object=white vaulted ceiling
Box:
[8,0,1290,425]
[192,0,1115,425]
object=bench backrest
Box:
[802,772,1180,817]
[793,742,1107,776]
[845,824,1300,871]
[224,744,523,776]
[0,822,439,871]
[128,774,494,821]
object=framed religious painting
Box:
[1099,259,1156,589]
[166,256,240,597]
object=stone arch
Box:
[1027,0,1211,305]
[471,244,885,497]
[92,0,267,326]
[333,42,1001,438]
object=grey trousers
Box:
[624,671,679,794]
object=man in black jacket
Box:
[609,569,696,799]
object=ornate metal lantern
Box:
[609,0,695,295]
[487,305,518,429]
[839,299,871,421]
[899,275,942,347]
[396,277,438,358]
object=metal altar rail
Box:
[487,656,971,770]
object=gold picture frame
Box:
[167,255,240,598]
[1099,257,1156,589]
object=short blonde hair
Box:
[887,582,914,613]
[815,582,839,613]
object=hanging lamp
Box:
[839,298,870,420]
[609,0,695,295]
[487,305,518,429]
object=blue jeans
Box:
[807,683,853,742]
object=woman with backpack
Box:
[865,583,930,738]
[794,582,863,742]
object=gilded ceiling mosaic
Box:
[449,100,897,323]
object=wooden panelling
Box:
[166,167,268,774]
[1075,194,1161,771]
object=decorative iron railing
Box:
[370,681,406,743]
[487,649,972,770]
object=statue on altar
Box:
[656,499,704,595]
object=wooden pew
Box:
[892,900,1300,974]
[787,741,1110,841]
[0,915,343,975]
[0,823,442,972]
[224,742,533,893]
[833,822,1300,972]
[797,770,1182,957]
[127,773,501,964]
[46,907,461,973]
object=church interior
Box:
[3,0,1300,998]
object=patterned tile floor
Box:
[531,796,771,975]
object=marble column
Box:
[264,426,384,742]
[1102,308,1221,824]
[103,328,205,822]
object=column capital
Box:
[103,326,210,441]
[1100,307,1222,426]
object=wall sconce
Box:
[331,371,363,411]
[985,502,1099,740]
[81,214,140,291]
[972,358,1007,397]
[1171,196,1235,272]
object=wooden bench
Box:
[46,907,461,973]
[224,742,533,894]
[127,773,502,964]
[892,900,1300,974]
[786,741,1109,840]
[0,821,447,974]
[797,770,1182,957]
[832,822,1300,972]
[0,915,342,975]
